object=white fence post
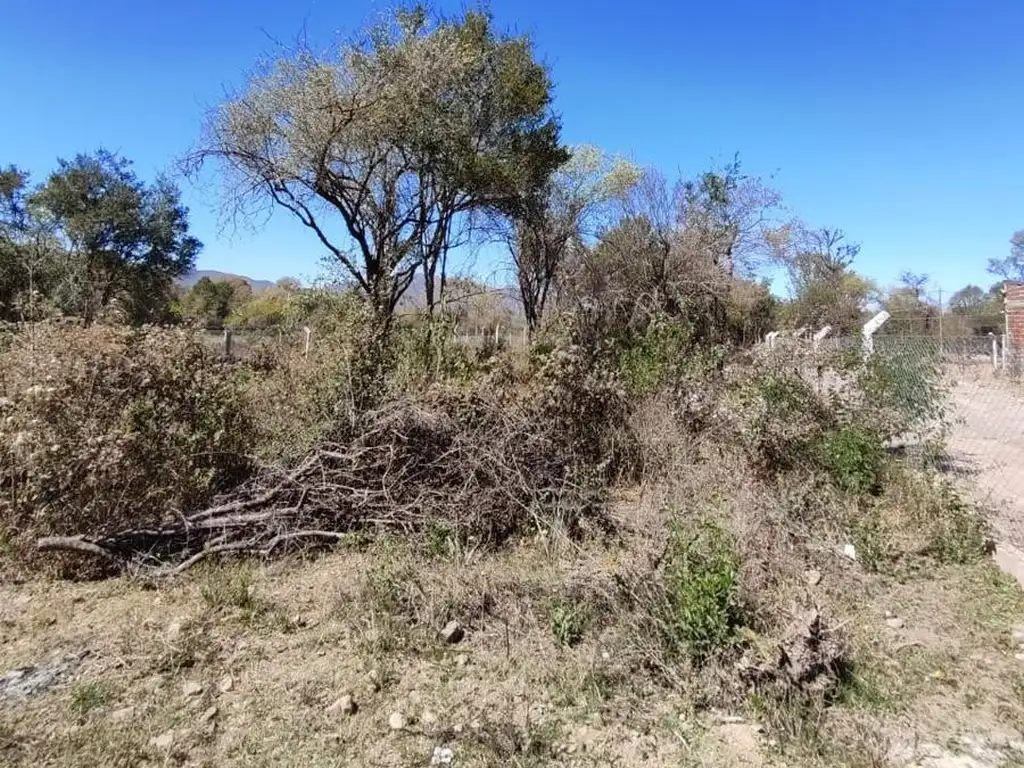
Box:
[303,326,312,358]
[223,329,233,358]
[862,311,890,358]
[765,331,780,349]
[989,332,998,369]
[812,325,832,352]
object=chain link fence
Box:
[767,292,1024,551]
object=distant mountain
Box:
[178,270,276,293]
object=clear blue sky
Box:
[3,0,1022,297]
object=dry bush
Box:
[0,323,255,571]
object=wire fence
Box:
[767,297,1024,552]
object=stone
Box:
[200,706,219,723]
[455,654,469,667]
[388,711,406,731]
[421,710,438,727]
[470,719,481,731]
[149,731,175,751]
[805,569,822,587]
[431,745,455,765]
[166,621,183,640]
[218,675,234,693]
[1012,628,1024,646]
[327,694,357,716]
[1014,653,1024,662]
[110,706,135,724]
[885,617,905,630]
[441,621,464,645]
[842,544,857,561]
[182,681,204,697]
[368,669,383,691]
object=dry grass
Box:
[2,462,1023,768]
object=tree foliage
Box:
[987,230,1024,282]
[506,144,640,333]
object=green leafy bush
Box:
[730,358,835,476]
[817,426,885,495]
[659,517,744,662]
[0,323,254,567]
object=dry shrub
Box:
[0,323,254,569]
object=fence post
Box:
[862,311,890,358]
[303,326,312,358]
[1002,334,1008,370]
[812,325,832,352]
[990,332,998,369]
[223,329,233,358]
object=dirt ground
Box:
[947,368,1024,549]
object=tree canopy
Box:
[192,6,568,332]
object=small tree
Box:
[505,145,640,333]
[30,151,200,324]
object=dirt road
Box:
[947,370,1024,549]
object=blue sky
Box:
[2,0,1022,298]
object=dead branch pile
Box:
[36,389,606,574]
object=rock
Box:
[455,654,469,667]
[805,569,822,587]
[1012,628,1024,646]
[1014,653,1024,662]
[166,621,183,640]
[368,669,383,691]
[182,681,204,697]
[842,544,857,561]
[441,621,464,645]
[200,706,219,723]
[885,617,905,630]
[149,731,175,751]
[470,719,481,731]
[431,745,455,765]
[421,710,438,727]
[452,723,464,734]
[327,694,357,716]
[388,711,406,731]
[218,675,234,693]
[884,610,895,619]
[110,706,135,724]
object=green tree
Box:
[178,276,252,328]
[949,284,986,314]
[31,150,200,324]
[192,6,567,336]
[0,166,59,320]
[988,231,1024,282]
[504,144,641,333]
[779,226,872,333]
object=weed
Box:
[154,620,213,675]
[851,505,890,573]
[546,597,590,647]
[70,680,115,715]
[660,516,744,663]
[818,426,885,495]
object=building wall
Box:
[1006,281,1024,365]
